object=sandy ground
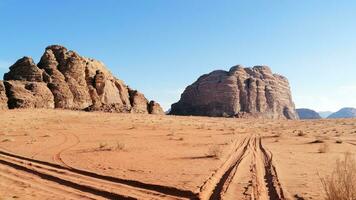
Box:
[0,109,355,200]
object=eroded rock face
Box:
[1,45,163,114]
[4,81,54,109]
[129,89,149,114]
[4,57,43,82]
[148,101,165,115]
[0,81,8,109]
[170,65,298,119]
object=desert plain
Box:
[0,109,355,200]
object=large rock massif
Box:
[1,45,164,114]
[170,65,298,119]
[296,108,322,120]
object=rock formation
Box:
[327,107,356,119]
[296,108,322,120]
[148,101,165,114]
[0,81,8,109]
[1,45,164,114]
[170,65,298,119]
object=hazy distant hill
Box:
[327,107,356,119]
[318,111,333,118]
[296,108,322,119]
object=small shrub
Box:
[222,112,230,118]
[197,124,206,130]
[1,138,14,142]
[274,132,282,137]
[321,152,356,200]
[99,142,108,149]
[310,139,324,144]
[297,130,306,137]
[318,143,330,153]
[115,142,125,151]
[206,146,222,159]
[335,140,343,144]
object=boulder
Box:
[170,65,298,119]
[129,89,149,114]
[148,101,165,115]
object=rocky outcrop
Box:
[4,81,54,109]
[170,65,298,119]
[148,101,165,115]
[4,57,43,82]
[128,89,149,114]
[328,107,356,119]
[0,81,8,109]
[296,108,322,119]
[1,45,163,114]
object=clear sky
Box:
[0,0,355,112]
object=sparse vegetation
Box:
[99,142,108,150]
[1,138,14,142]
[297,130,306,137]
[335,139,343,144]
[274,132,282,137]
[318,143,330,153]
[115,142,125,151]
[206,145,222,159]
[197,123,206,129]
[321,152,356,200]
[222,112,230,118]
[97,141,125,151]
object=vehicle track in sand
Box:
[1,133,287,200]
[31,132,80,168]
[52,132,80,168]
[0,149,198,200]
[198,134,289,200]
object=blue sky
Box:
[0,0,355,111]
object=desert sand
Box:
[0,109,355,199]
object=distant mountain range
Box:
[318,111,333,118]
[327,107,356,119]
[296,108,321,119]
[297,107,356,119]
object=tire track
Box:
[0,157,135,200]
[0,149,197,199]
[0,164,96,199]
[30,132,68,159]
[198,134,289,200]
[258,137,286,200]
[198,136,251,200]
[53,132,80,168]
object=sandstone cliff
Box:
[170,65,298,119]
[1,45,164,114]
